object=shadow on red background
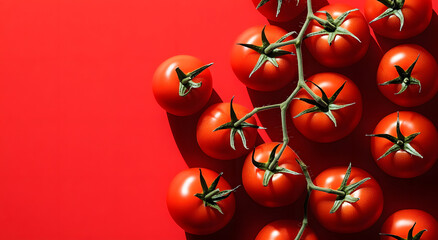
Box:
[165,6,438,240]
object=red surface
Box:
[0,0,437,240]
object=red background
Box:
[0,0,437,239]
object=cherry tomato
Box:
[377,44,438,107]
[166,168,236,235]
[241,142,306,207]
[290,72,362,143]
[310,166,383,233]
[196,101,259,160]
[369,111,438,178]
[381,209,438,240]
[231,25,297,91]
[152,55,213,116]
[365,0,432,39]
[305,4,370,68]
[252,0,306,22]
[255,220,318,240]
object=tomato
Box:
[290,72,362,143]
[166,168,237,235]
[305,4,370,68]
[255,220,318,240]
[196,100,259,160]
[241,142,306,207]
[230,25,297,91]
[310,166,383,233]
[365,0,432,39]
[252,0,306,22]
[377,44,438,107]
[369,111,438,178]
[152,55,213,116]
[381,209,438,240]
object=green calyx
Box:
[370,0,406,31]
[213,97,265,150]
[307,9,361,45]
[380,54,421,95]
[176,62,213,97]
[194,169,240,214]
[330,163,371,213]
[255,0,300,17]
[251,144,301,187]
[367,112,423,160]
[293,81,355,127]
[238,26,295,77]
[380,222,427,240]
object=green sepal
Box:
[370,0,406,31]
[251,144,301,187]
[293,81,355,127]
[238,26,295,77]
[194,169,240,215]
[380,55,421,95]
[307,9,361,45]
[213,97,265,150]
[380,222,428,240]
[329,163,370,213]
[367,112,423,160]
[176,62,213,97]
[255,0,292,17]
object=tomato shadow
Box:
[373,10,438,58]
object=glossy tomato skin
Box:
[255,220,318,240]
[365,0,432,39]
[166,168,236,235]
[290,73,362,143]
[231,25,297,91]
[377,44,438,107]
[370,111,438,178]
[242,142,306,207]
[251,0,306,22]
[305,4,370,68]
[381,209,438,240]
[310,166,384,233]
[197,102,258,160]
[152,55,213,116]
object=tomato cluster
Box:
[153,0,437,238]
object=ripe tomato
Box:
[369,111,438,178]
[230,25,297,91]
[166,168,237,235]
[305,4,370,68]
[310,166,383,233]
[152,55,213,116]
[290,72,362,143]
[364,0,432,39]
[196,100,259,160]
[255,220,318,240]
[377,44,438,107]
[251,0,306,22]
[241,142,306,207]
[381,209,438,240]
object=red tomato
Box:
[230,25,297,91]
[377,44,438,107]
[166,168,236,235]
[241,142,306,207]
[252,0,306,22]
[255,220,318,240]
[305,4,370,68]
[369,111,438,178]
[152,55,213,116]
[364,0,432,39]
[197,101,259,160]
[381,209,438,240]
[290,72,362,143]
[310,166,383,233]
